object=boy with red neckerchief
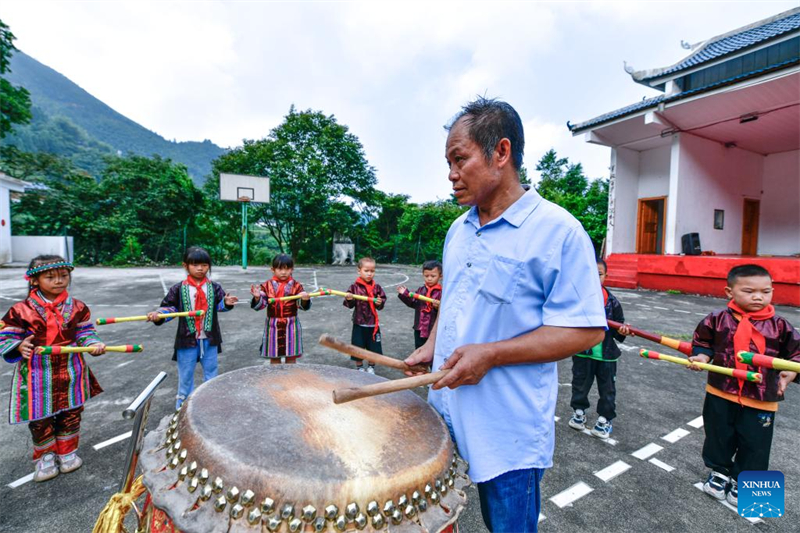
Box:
[344,257,386,373]
[397,259,443,350]
[1,254,106,482]
[147,247,238,409]
[690,264,800,507]
[250,253,311,364]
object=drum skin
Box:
[140,364,469,532]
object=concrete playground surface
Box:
[0,265,798,533]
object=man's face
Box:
[445,119,499,207]
[725,275,773,313]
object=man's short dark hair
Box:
[446,96,525,171]
[422,259,443,275]
[727,264,772,286]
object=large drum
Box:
[139,364,469,532]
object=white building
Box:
[0,172,29,264]
[570,8,800,305]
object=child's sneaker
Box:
[702,471,729,500]
[58,452,83,474]
[726,478,738,506]
[366,366,375,375]
[357,366,366,372]
[568,409,586,430]
[591,416,613,439]
[34,453,59,482]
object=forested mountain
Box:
[1,51,225,183]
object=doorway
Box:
[741,199,760,256]
[636,197,666,254]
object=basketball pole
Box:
[241,200,248,270]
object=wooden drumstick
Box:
[333,370,450,404]
[318,334,429,373]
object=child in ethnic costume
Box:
[344,257,386,373]
[690,264,800,506]
[568,259,632,439]
[396,259,443,349]
[250,254,310,364]
[0,255,106,482]
[147,247,237,409]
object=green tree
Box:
[0,20,32,138]
[535,149,608,249]
[397,198,467,262]
[212,106,377,260]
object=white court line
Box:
[695,312,708,316]
[383,273,410,288]
[693,482,762,524]
[538,513,546,523]
[631,443,663,460]
[635,304,651,308]
[687,416,704,429]
[312,270,319,291]
[581,428,618,446]
[649,458,675,472]
[554,416,560,422]
[619,344,637,352]
[8,473,34,488]
[116,360,135,369]
[653,306,669,310]
[594,460,631,482]
[661,428,691,444]
[550,482,593,508]
[158,273,168,296]
[93,431,132,451]
[674,309,691,314]
[2,371,12,377]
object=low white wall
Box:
[0,187,11,264]
[760,150,800,255]
[12,236,74,264]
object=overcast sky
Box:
[2,1,795,201]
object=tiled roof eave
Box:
[569,57,800,134]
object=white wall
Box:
[760,150,800,255]
[607,147,639,254]
[12,236,74,264]
[0,186,11,264]
[672,133,764,254]
[638,145,671,199]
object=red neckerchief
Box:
[422,283,442,313]
[355,277,380,340]
[271,276,290,316]
[185,276,209,332]
[602,287,609,306]
[728,301,775,402]
[29,290,70,345]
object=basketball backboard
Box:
[219,173,270,203]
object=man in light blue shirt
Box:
[406,97,606,532]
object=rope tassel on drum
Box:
[96,310,204,325]
[641,349,762,383]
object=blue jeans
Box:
[477,467,544,533]
[175,339,218,409]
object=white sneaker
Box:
[726,478,738,506]
[703,471,729,500]
[34,453,59,482]
[366,366,375,375]
[591,417,613,439]
[357,366,366,372]
[58,452,83,473]
[568,409,586,430]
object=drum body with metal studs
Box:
[139,364,469,532]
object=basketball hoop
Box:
[218,173,270,270]
[237,196,252,203]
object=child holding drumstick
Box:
[397,259,442,349]
[147,246,238,409]
[0,255,106,482]
[689,264,799,506]
[250,253,311,364]
[344,257,386,373]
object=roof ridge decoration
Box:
[628,6,800,84]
